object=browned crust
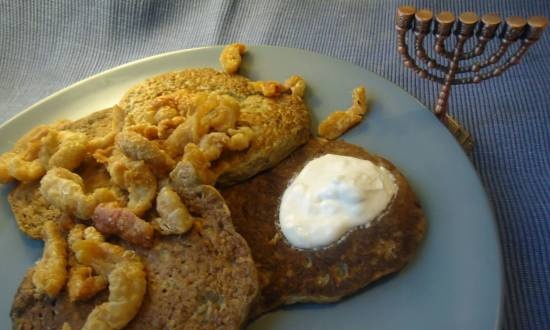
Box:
[221,138,427,318]
[11,186,259,330]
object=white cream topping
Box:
[279,154,397,249]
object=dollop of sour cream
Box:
[279,154,398,249]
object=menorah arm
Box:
[451,39,534,84]
[416,33,455,73]
[397,28,446,83]
[459,36,492,60]
[455,41,511,74]
[434,35,454,59]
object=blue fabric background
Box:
[1,1,548,329]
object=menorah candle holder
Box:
[396,5,548,151]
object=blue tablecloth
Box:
[1,1,548,329]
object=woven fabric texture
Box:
[1,1,549,329]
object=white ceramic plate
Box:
[0,46,502,330]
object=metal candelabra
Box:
[396,5,548,151]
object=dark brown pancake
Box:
[220,138,427,317]
[11,185,259,330]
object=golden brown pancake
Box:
[221,138,427,318]
[11,185,259,330]
[117,68,311,186]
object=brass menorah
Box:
[396,6,548,150]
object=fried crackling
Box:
[40,130,88,171]
[220,43,247,74]
[67,262,108,302]
[227,126,255,151]
[91,203,154,248]
[152,185,194,235]
[157,116,184,139]
[250,80,286,97]
[115,130,175,173]
[39,168,97,219]
[106,150,157,216]
[72,237,146,330]
[127,123,159,140]
[318,86,368,140]
[153,103,179,123]
[181,143,218,185]
[32,221,68,298]
[207,95,240,132]
[0,152,45,183]
[0,125,54,183]
[198,132,230,162]
[349,85,367,115]
[169,159,204,197]
[164,93,240,157]
[284,75,306,98]
[67,225,107,302]
[88,106,126,152]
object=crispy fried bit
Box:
[84,225,106,242]
[0,152,45,183]
[165,93,240,157]
[284,75,306,98]
[106,150,157,216]
[72,235,146,330]
[92,203,154,248]
[88,132,116,152]
[227,126,255,151]
[349,86,367,115]
[67,263,108,302]
[207,95,240,132]
[219,43,247,74]
[115,131,175,173]
[152,186,194,235]
[198,132,229,162]
[62,322,73,330]
[1,127,89,183]
[92,187,123,205]
[32,221,68,298]
[153,103,179,123]
[182,143,218,185]
[0,125,57,183]
[68,224,105,245]
[40,130,88,171]
[158,116,185,139]
[127,124,159,140]
[40,168,97,219]
[169,159,204,196]
[151,95,178,112]
[318,86,368,140]
[67,224,108,303]
[318,111,362,140]
[250,80,286,97]
[89,106,126,151]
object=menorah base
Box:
[440,114,474,152]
